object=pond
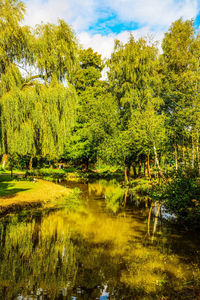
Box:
[0,179,200,299]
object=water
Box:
[0,179,200,299]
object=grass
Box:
[0,177,72,215]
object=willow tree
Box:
[0,0,79,168]
[33,20,79,82]
[0,0,31,76]
[0,0,33,167]
[1,82,77,168]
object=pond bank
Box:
[0,178,72,216]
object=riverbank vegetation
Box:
[0,0,200,227]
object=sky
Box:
[24,0,200,58]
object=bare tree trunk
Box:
[153,141,165,180]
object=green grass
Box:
[0,177,72,215]
[0,180,34,197]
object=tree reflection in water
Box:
[0,179,200,299]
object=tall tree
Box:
[34,20,79,82]
[107,35,165,178]
[161,19,200,171]
[65,48,119,169]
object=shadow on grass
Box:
[0,181,30,198]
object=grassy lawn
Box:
[0,176,71,214]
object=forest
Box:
[1,0,200,225]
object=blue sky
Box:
[24,0,200,57]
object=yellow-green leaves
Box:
[34,20,79,82]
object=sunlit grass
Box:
[0,179,72,213]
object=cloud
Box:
[105,0,198,28]
[24,0,199,58]
[24,0,199,31]
[24,0,97,31]
[78,27,164,59]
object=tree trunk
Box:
[124,166,129,184]
[132,162,137,177]
[138,160,142,176]
[153,142,165,180]
[143,159,146,177]
[29,156,33,170]
[2,154,8,169]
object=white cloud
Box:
[24,0,199,59]
[78,27,164,59]
[78,32,116,58]
[105,0,198,28]
[24,0,97,31]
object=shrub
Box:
[151,170,200,227]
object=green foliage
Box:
[27,168,66,181]
[34,20,79,81]
[151,171,200,226]
[66,47,119,167]
[0,0,31,76]
[1,82,77,158]
[129,178,153,203]
[73,48,103,92]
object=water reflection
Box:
[0,212,77,299]
[0,179,199,299]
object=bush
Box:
[26,168,66,180]
[151,170,200,227]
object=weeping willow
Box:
[0,213,77,299]
[0,81,77,160]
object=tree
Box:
[161,19,200,172]
[72,48,103,93]
[107,35,166,179]
[33,20,79,82]
[1,81,77,168]
[65,48,119,169]
[0,0,79,168]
